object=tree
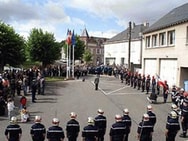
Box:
[0,22,26,72]
[83,49,93,64]
[63,35,85,61]
[27,28,62,67]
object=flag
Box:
[66,29,72,45]
[156,74,165,88]
[71,30,76,46]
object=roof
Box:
[106,23,148,43]
[144,3,188,34]
[81,28,89,38]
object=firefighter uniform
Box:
[147,105,157,127]
[47,118,65,141]
[94,109,107,141]
[66,112,80,141]
[109,114,126,141]
[30,116,46,141]
[82,117,99,141]
[165,111,180,141]
[137,114,153,141]
[5,116,22,141]
[122,109,132,141]
[179,99,188,138]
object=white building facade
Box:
[142,3,188,88]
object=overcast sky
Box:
[0,0,187,41]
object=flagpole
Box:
[72,44,75,79]
[66,44,69,79]
[69,43,71,78]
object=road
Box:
[0,74,187,141]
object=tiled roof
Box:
[106,24,148,43]
[144,3,188,34]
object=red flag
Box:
[66,29,72,45]
[156,74,165,88]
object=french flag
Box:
[156,74,166,88]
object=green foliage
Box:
[83,49,93,64]
[0,21,26,71]
[27,28,62,67]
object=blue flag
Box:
[71,30,76,46]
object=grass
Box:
[45,76,65,82]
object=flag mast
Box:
[72,30,75,79]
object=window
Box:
[159,32,166,46]
[146,36,151,48]
[167,30,175,45]
[152,34,158,47]
[97,49,100,54]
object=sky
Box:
[0,0,187,41]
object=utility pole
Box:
[128,21,132,70]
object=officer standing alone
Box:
[47,118,65,141]
[30,115,46,141]
[94,109,107,141]
[66,112,80,141]
[5,116,22,141]
[94,74,100,90]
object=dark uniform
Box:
[166,111,180,141]
[30,122,46,141]
[146,105,156,141]
[5,117,22,141]
[146,75,151,94]
[66,119,80,141]
[141,75,146,92]
[94,113,107,141]
[137,114,153,141]
[122,109,132,141]
[94,75,100,90]
[47,118,65,141]
[109,115,126,141]
[179,100,188,138]
[82,117,98,141]
[163,81,169,103]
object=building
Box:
[142,3,188,88]
[80,28,108,66]
[104,23,148,71]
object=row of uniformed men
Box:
[4,105,179,141]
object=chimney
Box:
[143,22,149,27]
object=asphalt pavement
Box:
[0,74,187,141]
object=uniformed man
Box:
[122,108,132,141]
[163,80,169,103]
[47,118,65,141]
[82,117,99,141]
[94,109,107,141]
[165,111,180,141]
[168,104,179,121]
[146,75,151,94]
[66,112,80,141]
[141,74,146,92]
[147,105,157,127]
[109,114,126,141]
[30,115,46,141]
[137,113,153,141]
[94,75,100,90]
[179,99,188,138]
[5,116,22,141]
